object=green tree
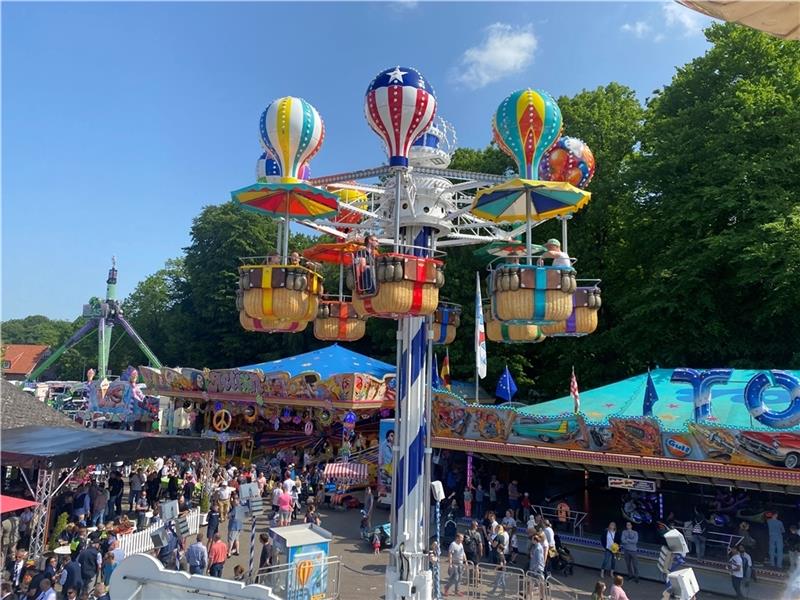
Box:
[618,23,800,368]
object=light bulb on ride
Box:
[493,88,563,179]
[364,66,437,167]
[259,96,325,183]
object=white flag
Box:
[475,272,487,379]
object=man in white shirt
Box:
[283,475,296,495]
[542,239,571,268]
[271,486,283,516]
[217,482,232,522]
[729,546,744,598]
[445,533,467,597]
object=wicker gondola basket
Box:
[313,300,366,342]
[239,264,321,321]
[491,264,575,324]
[351,253,443,318]
[541,286,601,336]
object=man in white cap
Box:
[543,238,571,268]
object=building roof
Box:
[1,344,49,376]
[0,379,81,430]
[518,368,800,432]
[238,344,394,380]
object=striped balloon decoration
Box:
[365,66,437,167]
[493,88,563,179]
[256,151,311,182]
[259,97,325,182]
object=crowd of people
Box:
[0,448,339,600]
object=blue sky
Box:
[2,1,714,320]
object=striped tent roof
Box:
[323,461,368,482]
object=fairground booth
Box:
[432,368,800,596]
[138,345,396,471]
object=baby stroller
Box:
[549,536,574,576]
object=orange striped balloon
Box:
[295,559,314,587]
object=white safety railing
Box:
[117,508,200,557]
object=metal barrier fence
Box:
[116,508,200,557]
[255,555,341,600]
[433,562,580,600]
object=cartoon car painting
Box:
[512,416,581,444]
[687,423,737,461]
[737,431,800,469]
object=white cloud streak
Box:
[663,2,705,36]
[621,21,652,39]
[452,23,537,89]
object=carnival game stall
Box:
[139,345,396,465]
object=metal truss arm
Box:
[28,318,99,381]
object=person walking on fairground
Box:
[207,533,228,578]
[444,533,467,597]
[767,511,785,569]
[728,546,745,599]
[621,522,640,583]
[372,529,382,555]
[590,580,606,600]
[186,534,208,575]
[489,542,507,595]
[600,521,619,579]
[610,575,630,600]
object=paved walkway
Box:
[213,505,736,599]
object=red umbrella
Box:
[0,494,37,514]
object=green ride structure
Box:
[27,258,162,382]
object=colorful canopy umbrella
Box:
[474,240,546,260]
[331,187,369,227]
[232,182,339,259]
[678,1,800,40]
[303,241,366,299]
[0,495,37,514]
[303,241,365,266]
[471,179,590,263]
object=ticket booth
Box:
[269,524,332,600]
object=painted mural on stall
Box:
[137,365,393,406]
[432,369,800,470]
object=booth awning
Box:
[0,426,217,469]
[323,462,368,482]
[0,495,37,514]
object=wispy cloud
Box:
[662,2,705,36]
[452,23,537,89]
[621,21,652,39]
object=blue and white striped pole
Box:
[387,226,433,599]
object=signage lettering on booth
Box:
[608,477,656,493]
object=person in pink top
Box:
[278,488,293,526]
[609,575,630,600]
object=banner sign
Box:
[608,477,657,493]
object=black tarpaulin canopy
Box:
[0,426,216,469]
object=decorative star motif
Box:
[604,403,615,408]
[387,67,407,84]
[707,415,719,421]
[668,403,679,409]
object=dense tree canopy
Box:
[4,23,798,399]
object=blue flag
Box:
[495,365,518,402]
[432,353,443,389]
[643,370,659,416]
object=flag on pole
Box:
[643,369,659,417]
[432,353,443,388]
[495,365,518,402]
[475,273,487,379]
[570,367,580,413]
[441,350,452,390]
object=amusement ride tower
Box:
[233,66,597,600]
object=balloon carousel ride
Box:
[226,68,604,600]
[232,97,337,333]
[303,241,368,342]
